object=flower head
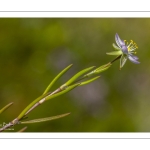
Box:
[107,33,140,69]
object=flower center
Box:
[124,40,138,54]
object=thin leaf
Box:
[18,126,27,132]
[43,64,73,95]
[80,76,100,86]
[64,66,95,86]
[45,83,80,101]
[106,51,122,56]
[0,102,13,114]
[85,63,111,77]
[19,116,29,121]
[17,90,55,120]
[18,83,79,119]
[20,113,71,124]
[95,63,111,74]
[18,83,80,119]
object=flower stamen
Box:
[126,40,138,52]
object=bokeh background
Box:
[0,18,149,132]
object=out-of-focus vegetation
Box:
[0,18,149,132]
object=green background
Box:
[0,18,149,132]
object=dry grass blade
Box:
[20,112,71,124]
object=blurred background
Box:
[0,18,149,132]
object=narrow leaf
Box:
[20,113,71,124]
[17,90,54,120]
[45,83,80,101]
[0,102,13,114]
[95,63,111,74]
[64,66,95,86]
[106,51,122,56]
[85,63,111,77]
[19,83,79,119]
[80,76,100,86]
[43,64,73,95]
[19,116,29,121]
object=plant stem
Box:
[110,55,121,64]
[0,87,64,132]
[73,55,122,84]
[0,55,121,132]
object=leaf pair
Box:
[43,65,98,95]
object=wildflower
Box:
[107,33,140,69]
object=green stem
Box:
[73,55,121,84]
[0,55,121,132]
[110,55,122,64]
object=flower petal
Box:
[120,55,127,68]
[129,54,139,60]
[112,43,122,51]
[128,55,140,64]
[121,45,128,54]
[115,33,125,48]
[106,51,122,56]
